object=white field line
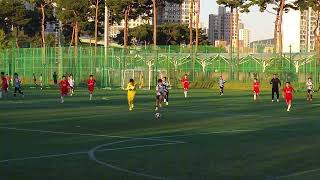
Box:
[88,140,185,180]
[0,141,184,163]
[0,127,184,143]
[274,167,320,179]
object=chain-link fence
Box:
[0,46,319,89]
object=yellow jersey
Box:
[127,83,136,92]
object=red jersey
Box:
[283,86,294,100]
[181,77,189,89]
[253,82,260,93]
[2,77,8,89]
[87,79,96,92]
[59,80,70,95]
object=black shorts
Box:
[307,89,313,94]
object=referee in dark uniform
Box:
[270,74,281,102]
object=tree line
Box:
[0,0,319,54]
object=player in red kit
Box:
[59,75,70,103]
[87,75,96,101]
[1,72,9,98]
[181,74,189,98]
[253,78,260,101]
[283,82,294,112]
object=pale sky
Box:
[200,0,275,42]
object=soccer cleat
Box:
[155,107,158,111]
[129,107,133,111]
[166,102,169,106]
[287,109,290,112]
[272,99,274,102]
[277,99,279,103]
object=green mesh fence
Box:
[0,46,319,89]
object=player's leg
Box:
[272,89,275,102]
[0,89,2,98]
[155,95,160,111]
[276,89,280,102]
[127,93,132,111]
[253,92,257,101]
[131,92,135,109]
[18,87,24,97]
[166,91,169,105]
[89,91,93,101]
[60,93,65,103]
[287,99,292,111]
[184,88,187,98]
[14,87,17,97]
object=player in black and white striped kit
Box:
[162,77,170,106]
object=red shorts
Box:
[183,85,189,91]
[254,89,260,94]
[2,86,8,92]
[285,97,292,104]
[88,87,94,93]
[61,89,68,96]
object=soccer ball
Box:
[155,112,161,119]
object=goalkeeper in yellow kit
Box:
[127,79,136,111]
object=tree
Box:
[131,24,153,48]
[56,0,91,48]
[28,0,54,64]
[106,0,153,49]
[217,0,251,80]
[253,0,295,60]
[0,0,32,48]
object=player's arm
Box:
[279,79,281,87]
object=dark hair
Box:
[62,75,66,78]
[14,73,18,76]
[163,77,167,80]
[254,78,258,81]
[89,75,94,78]
[129,78,134,83]
[286,81,291,84]
[1,72,4,75]
[158,79,163,83]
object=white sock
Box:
[89,94,92,100]
[287,104,291,111]
[0,91,2,98]
[254,94,256,101]
[184,91,187,98]
[60,96,64,103]
[164,99,167,102]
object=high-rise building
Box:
[208,6,231,44]
[208,6,250,49]
[110,17,151,38]
[283,7,320,53]
[157,0,198,26]
[239,28,250,48]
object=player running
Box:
[68,74,75,96]
[33,73,37,86]
[162,76,170,105]
[127,79,136,111]
[13,73,24,97]
[87,75,96,101]
[39,74,43,90]
[155,79,165,111]
[306,78,313,101]
[0,72,9,98]
[59,75,70,103]
[53,72,58,85]
[219,76,226,96]
[181,74,189,98]
[283,82,294,112]
[253,78,260,101]
[270,74,281,102]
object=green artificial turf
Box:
[0,87,320,180]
